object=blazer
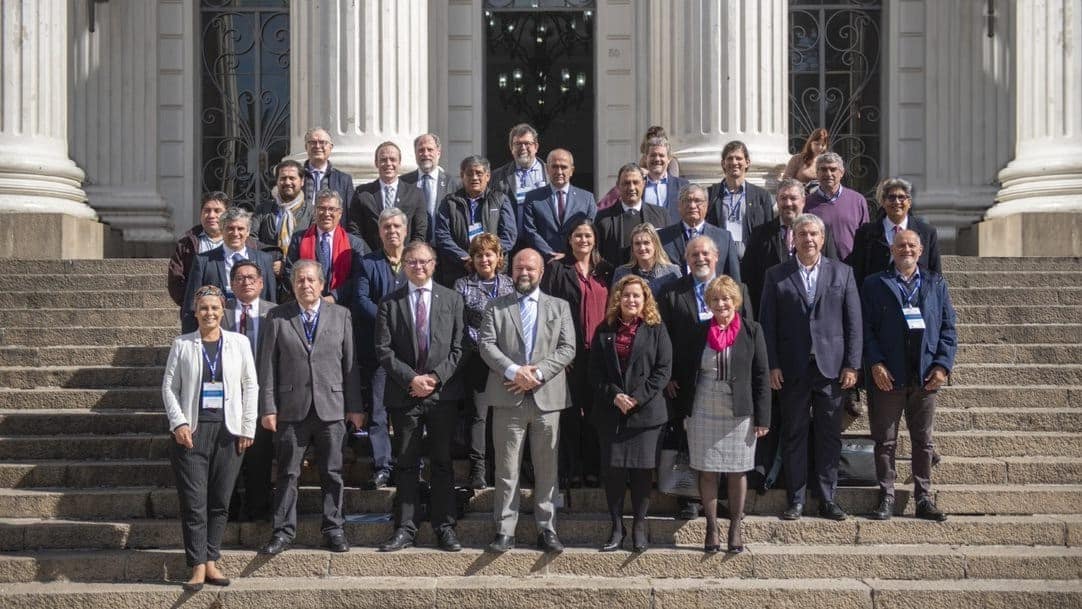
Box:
[283,227,369,308]
[434,188,517,286]
[861,267,957,388]
[539,257,614,351]
[477,291,577,411]
[657,222,742,282]
[181,246,277,333]
[594,202,672,267]
[161,330,258,438]
[252,201,314,261]
[683,320,771,424]
[759,256,862,380]
[354,251,408,367]
[521,185,598,257]
[348,179,428,252]
[257,301,363,422]
[375,283,466,406]
[490,159,546,201]
[705,180,775,243]
[588,320,673,430]
[644,174,689,223]
[302,161,355,210]
[849,212,941,288]
[741,217,839,317]
[401,168,462,241]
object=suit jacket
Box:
[849,212,941,288]
[539,257,615,352]
[490,159,546,200]
[401,168,462,241]
[644,174,689,224]
[283,227,368,308]
[521,185,597,257]
[354,251,408,367]
[759,256,862,380]
[302,161,355,210]
[594,202,671,267]
[223,297,275,357]
[252,201,314,262]
[741,217,839,318]
[861,267,957,388]
[182,246,277,333]
[657,222,742,282]
[257,301,363,422]
[434,188,517,286]
[348,179,428,252]
[375,283,466,406]
[588,320,672,430]
[161,330,258,438]
[705,180,775,248]
[477,291,577,411]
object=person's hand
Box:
[614,393,637,414]
[322,295,336,304]
[513,365,542,391]
[871,363,894,392]
[347,412,367,429]
[754,426,769,438]
[409,374,437,398]
[665,380,680,399]
[550,252,566,261]
[769,369,784,391]
[236,436,253,454]
[173,425,194,448]
[839,367,858,390]
[923,365,948,392]
[261,414,277,432]
[273,260,283,277]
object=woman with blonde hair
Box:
[611,223,681,296]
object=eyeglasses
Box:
[315,206,342,214]
[512,140,537,149]
[404,258,434,267]
[306,139,332,147]
[233,275,261,284]
[885,194,910,202]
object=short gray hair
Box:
[893,228,923,247]
[815,152,845,169]
[220,207,252,230]
[678,183,708,205]
[314,189,342,208]
[292,259,324,282]
[546,148,574,165]
[378,206,408,227]
[460,155,491,174]
[875,177,914,204]
[414,133,441,149]
[304,127,332,145]
[792,213,826,236]
[776,177,805,196]
[403,240,436,261]
[685,234,718,257]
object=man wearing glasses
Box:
[302,127,355,208]
[491,123,547,248]
[284,189,369,307]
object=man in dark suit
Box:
[521,148,596,260]
[594,163,671,267]
[301,127,355,207]
[849,177,941,288]
[348,141,428,252]
[641,137,689,223]
[252,160,312,295]
[401,133,462,242]
[182,207,277,332]
[375,242,466,552]
[658,183,740,280]
[706,141,776,258]
[490,123,547,225]
[862,229,955,522]
[759,213,862,522]
[257,259,364,556]
[284,190,368,309]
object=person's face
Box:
[414,135,440,173]
[645,145,669,178]
[776,187,805,225]
[277,167,303,200]
[618,282,645,320]
[618,170,644,206]
[546,151,574,189]
[231,266,263,303]
[632,234,655,266]
[569,225,595,259]
[472,247,500,280]
[687,241,718,281]
[891,232,923,270]
[403,249,436,285]
[292,265,325,306]
[314,198,343,232]
[811,139,828,155]
[722,149,749,182]
[223,220,249,250]
[305,130,333,165]
[512,252,543,294]
[376,146,401,183]
[194,295,224,332]
[379,216,407,251]
[461,164,490,198]
[510,133,538,166]
[882,188,912,224]
[200,199,227,235]
[709,290,736,324]
[817,161,845,192]
[794,222,825,259]
[679,190,708,225]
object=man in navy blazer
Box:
[706,141,776,258]
[182,207,276,333]
[641,137,689,223]
[759,213,861,522]
[521,148,596,260]
[861,229,955,522]
[348,141,428,252]
[400,133,462,242]
[301,127,355,207]
[658,184,740,281]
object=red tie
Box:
[239,303,251,335]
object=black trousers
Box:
[870,384,936,500]
[779,362,844,505]
[235,426,273,519]
[271,410,346,539]
[560,350,600,480]
[390,400,457,534]
[170,421,243,567]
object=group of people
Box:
[163,123,957,590]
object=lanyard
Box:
[202,336,223,379]
[723,185,745,223]
[895,273,921,306]
[480,278,499,299]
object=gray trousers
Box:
[869,384,936,500]
[170,421,243,567]
[271,410,346,539]
[491,403,560,537]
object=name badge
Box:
[202,382,224,409]
[698,310,714,322]
[903,306,925,330]
[468,222,483,241]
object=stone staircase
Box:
[0,256,1080,608]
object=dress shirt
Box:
[551,186,570,219]
[683,221,707,240]
[643,173,669,207]
[514,160,546,196]
[198,234,222,253]
[222,244,249,284]
[301,299,322,318]
[720,180,747,245]
[309,162,329,191]
[380,179,400,209]
[419,170,439,216]
[407,280,434,359]
[882,216,909,242]
[620,203,642,215]
[504,287,541,381]
[798,255,822,304]
[693,275,714,318]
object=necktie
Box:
[556,190,566,224]
[686,227,698,242]
[384,185,395,209]
[415,288,429,371]
[421,174,434,214]
[312,170,323,192]
[892,225,901,239]
[240,303,256,351]
[232,252,245,264]
[303,309,317,346]
[319,232,331,279]
[520,296,536,361]
[784,226,794,256]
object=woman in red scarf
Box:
[687,276,771,554]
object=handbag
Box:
[657,448,700,499]
[838,436,878,486]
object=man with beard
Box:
[401,133,461,242]
[640,137,689,223]
[477,249,576,554]
[491,123,547,235]
[253,160,312,293]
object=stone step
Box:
[0,388,161,410]
[955,324,1082,344]
[942,271,1082,288]
[954,305,1082,324]
[0,366,164,390]
[0,327,178,347]
[909,430,1082,457]
[0,259,169,275]
[0,435,171,460]
[844,407,1082,432]
[949,287,1082,306]
[954,343,1082,365]
[950,364,1082,386]
[940,256,1081,272]
[937,386,1081,409]
[0,291,176,310]
[0,346,169,368]
[0,308,179,328]
[0,275,167,292]
[0,410,166,435]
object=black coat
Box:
[683,319,772,426]
[588,320,673,430]
[594,202,671,267]
[348,179,428,253]
[741,217,839,320]
[848,212,941,288]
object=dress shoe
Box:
[704,522,721,554]
[487,534,515,553]
[780,503,803,521]
[379,528,415,552]
[631,520,648,553]
[259,535,290,555]
[467,469,487,490]
[869,495,895,521]
[181,581,204,592]
[600,526,626,552]
[325,532,350,553]
[818,501,848,521]
[371,470,392,489]
[583,474,600,488]
[205,576,230,587]
[537,530,564,553]
[676,500,701,520]
[436,527,462,552]
[916,498,948,522]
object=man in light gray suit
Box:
[478,248,576,554]
[257,260,365,555]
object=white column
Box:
[989,0,1082,218]
[70,0,172,242]
[646,0,789,183]
[291,0,429,182]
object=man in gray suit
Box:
[478,248,576,553]
[401,133,462,242]
[257,259,365,555]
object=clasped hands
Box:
[503,365,541,395]
[613,393,638,414]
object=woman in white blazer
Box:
[162,285,258,591]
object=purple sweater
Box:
[804,186,869,260]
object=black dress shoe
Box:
[916,498,948,522]
[818,501,848,521]
[379,528,415,552]
[467,470,487,490]
[600,526,626,552]
[631,520,648,553]
[780,503,803,520]
[181,581,204,592]
[326,532,350,552]
[259,535,290,555]
[869,495,895,521]
[371,470,392,489]
[437,527,462,552]
[537,530,564,553]
[487,534,515,553]
[205,576,230,587]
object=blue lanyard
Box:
[895,273,921,306]
[480,278,499,300]
[303,311,319,344]
[723,185,745,223]
[694,282,708,313]
[201,336,223,379]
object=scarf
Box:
[274,188,306,256]
[298,224,352,290]
[706,313,741,352]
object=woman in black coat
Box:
[849,177,941,287]
[588,275,672,553]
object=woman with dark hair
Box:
[849,177,941,287]
[540,217,614,488]
[783,128,830,185]
[588,275,672,553]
